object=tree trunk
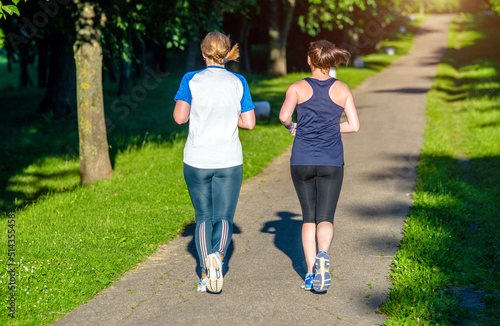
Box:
[118,55,131,95]
[134,34,146,80]
[269,0,295,77]
[152,42,167,73]
[7,51,13,72]
[37,37,49,88]
[74,1,112,185]
[184,27,200,72]
[118,29,133,95]
[343,28,361,58]
[38,32,77,115]
[372,19,387,52]
[103,41,116,83]
[103,53,116,83]
[19,50,34,87]
[37,52,49,88]
[129,31,137,88]
[239,17,252,73]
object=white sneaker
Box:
[197,275,207,292]
[205,253,223,293]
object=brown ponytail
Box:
[308,40,350,74]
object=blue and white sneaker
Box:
[313,251,331,292]
[301,273,314,290]
[197,275,207,292]
[205,253,223,293]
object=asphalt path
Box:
[54,14,455,326]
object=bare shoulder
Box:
[330,80,354,107]
[289,79,313,103]
[289,79,308,89]
[333,80,352,94]
[286,79,309,94]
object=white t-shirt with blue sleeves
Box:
[174,66,255,169]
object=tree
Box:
[268,0,295,77]
[0,5,40,88]
[297,0,378,56]
[38,30,77,115]
[73,0,112,185]
[36,35,49,88]
[217,0,260,73]
[0,0,24,19]
[102,1,147,94]
[0,0,78,115]
[490,0,500,14]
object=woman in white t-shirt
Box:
[173,32,255,293]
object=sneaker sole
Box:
[205,254,223,293]
[313,252,331,292]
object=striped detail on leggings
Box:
[218,220,229,256]
[199,221,208,269]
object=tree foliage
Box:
[298,0,377,37]
[0,0,24,19]
[490,0,500,14]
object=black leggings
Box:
[290,165,344,224]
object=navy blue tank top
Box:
[290,77,344,167]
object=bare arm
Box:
[173,100,190,125]
[340,89,360,133]
[279,83,299,134]
[238,109,256,130]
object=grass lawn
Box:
[381,13,500,325]
[0,16,423,325]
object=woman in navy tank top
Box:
[279,40,360,292]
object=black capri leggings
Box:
[290,165,344,224]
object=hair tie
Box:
[223,58,228,63]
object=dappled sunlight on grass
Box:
[6,157,80,205]
[381,13,500,325]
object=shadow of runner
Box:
[182,222,241,278]
[261,211,305,277]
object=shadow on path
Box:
[261,211,305,277]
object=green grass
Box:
[381,13,500,325]
[0,16,423,325]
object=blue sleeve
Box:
[174,72,196,104]
[235,74,255,113]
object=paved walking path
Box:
[55,15,454,326]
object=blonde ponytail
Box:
[201,32,239,65]
[225,44,239,62]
